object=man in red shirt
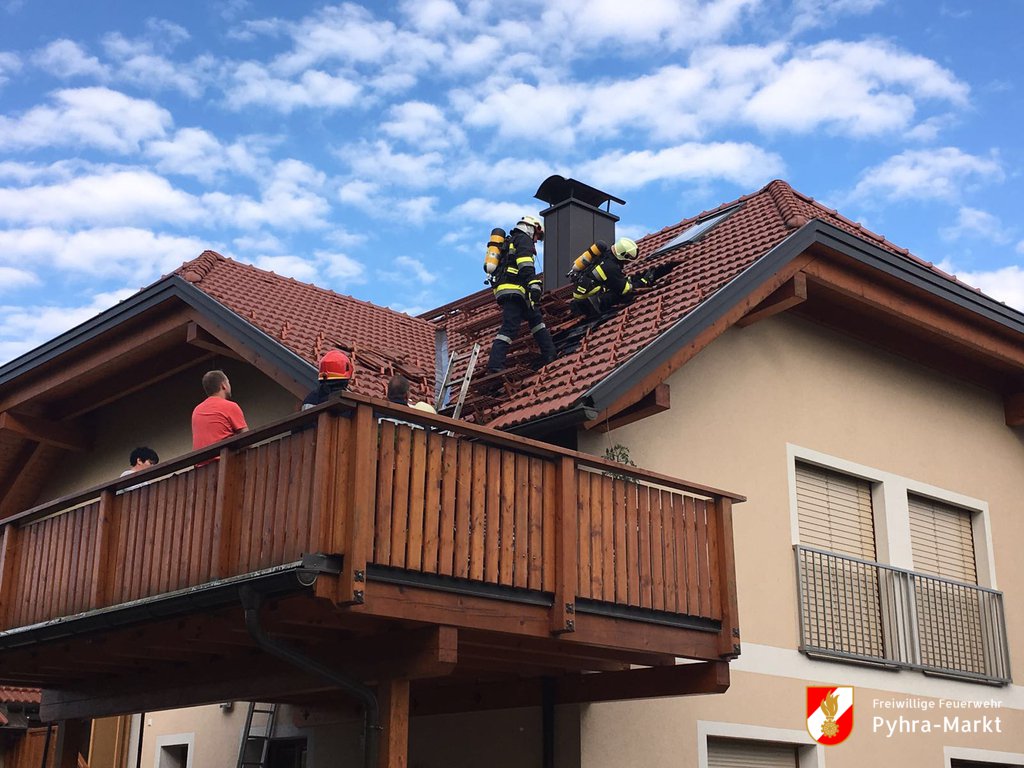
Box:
[192,370,248,450]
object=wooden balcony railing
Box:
[0,393,743,661]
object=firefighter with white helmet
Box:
[484,214,557,373]
[568,237,656,318]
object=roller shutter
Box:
[908,494,977,584]
[707,737,799,767]
[796,462,876,559]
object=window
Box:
[158,745,188,768]
[653,206,738,255]
[707,737,799,768]
[790,448,1010,683]
[796,462,876,559]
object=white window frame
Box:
[154,733,195,768]
[786,445,996,588]
[698,720,823,768]
[944,745,1024,767]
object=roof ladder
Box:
[236,701,278,768]
[435,342,481,419]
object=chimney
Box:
[534,175,625,293]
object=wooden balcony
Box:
[0,393,743,722]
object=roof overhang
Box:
[538,219,1024,432]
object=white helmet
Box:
[518,215,544,241]
[611,237,638,261]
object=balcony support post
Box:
[713,497,740,657]
[212,446,243,579]
[0,523,20,628]
[341,403,379,605]
[551,456,577,634]
[89,489,119,609]
[377,678,410,768]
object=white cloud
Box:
[0,226,210,280]
[935,261,1024,312]
[145,127,268,182]
[400,0,462,33]
[790,0,884,34]
[226,62,361,112]
[102,32,208,97]
[391,255,437,285]
[0,87,171,153]
[450,198,535,226]
[0,51,20,86]
[233,232,285,253]
[743,40,968,136]
[579,142,785,189]
[204,159,331,230]
[0,288,137,366]
[32,39,108,79]
[0,266,38,291]
[338,140,444,188]
[381,101,464,149]
[316,250,366,282]
[446,156,557,191]
[0,170,203,226]
[939,207,1011,244]
[850,148,1003,202]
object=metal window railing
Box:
[795,545,1011,685]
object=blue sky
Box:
[1,0,1022,364]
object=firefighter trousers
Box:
[487,295,557,372]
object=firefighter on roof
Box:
[484,215,557,373]
[568,237,656,318]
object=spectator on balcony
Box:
[386,374,410,406]
[192,370,248,451]
[302,350,353,411]
[120,446,159,477]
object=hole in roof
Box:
[653,204,741,256]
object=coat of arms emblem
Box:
[806,686,853,745]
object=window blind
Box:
[796,462,876,560]
[908,494,977,584]
[707,738,799,768]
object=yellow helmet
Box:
[518,215,544,241]
[611,237,638,261]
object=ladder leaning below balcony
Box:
[236,702,278,768]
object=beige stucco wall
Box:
[39,359,299,502]
[577,312,1024,766]
[139,704,246,768]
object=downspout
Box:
[239,586,380,768]
[39,723,53,768]
[541,677,555,768]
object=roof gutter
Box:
[505,398,598,439]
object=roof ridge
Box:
[764,179,809,229]
[178,249,226,284]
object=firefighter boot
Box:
[533,325,557,366]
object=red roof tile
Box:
[0,686,40,705]
[175,252,438,404]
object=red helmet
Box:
[318,349,353,381]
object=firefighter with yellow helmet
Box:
[568,237,656,318]
[484,215,557,373]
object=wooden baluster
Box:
[340,403,378,604]
[713,496,740,657]
[212,446,244,579]
[0,523,20,629]
[88,489,119,610]
[309,411,337,555]
[551,456,577,634]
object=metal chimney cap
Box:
[534,175,626,208]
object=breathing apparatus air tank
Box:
[484,228,507,274]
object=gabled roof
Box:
[175,251,438,403]
[430,180,1024,431]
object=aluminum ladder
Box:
[236,702,278,768]
[434,342,481,419]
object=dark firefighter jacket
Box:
[492,227,542,301]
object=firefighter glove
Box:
[638,268,657,287]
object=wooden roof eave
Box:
[567,220,1024,432]
[0,275,317,408]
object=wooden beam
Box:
[0,411,88,451]
[1005,393,1024,427]
[0,307,195,414]
[411,660,730,716]
[0,443,56,519]
[0,523,20,628]
[340,404,378,604]
[736,272,807,327]
[378,679,410,768]
[802,257,1024,370]
[551,456,577,634]
[186,321,244,360]
[585,384,670,433]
